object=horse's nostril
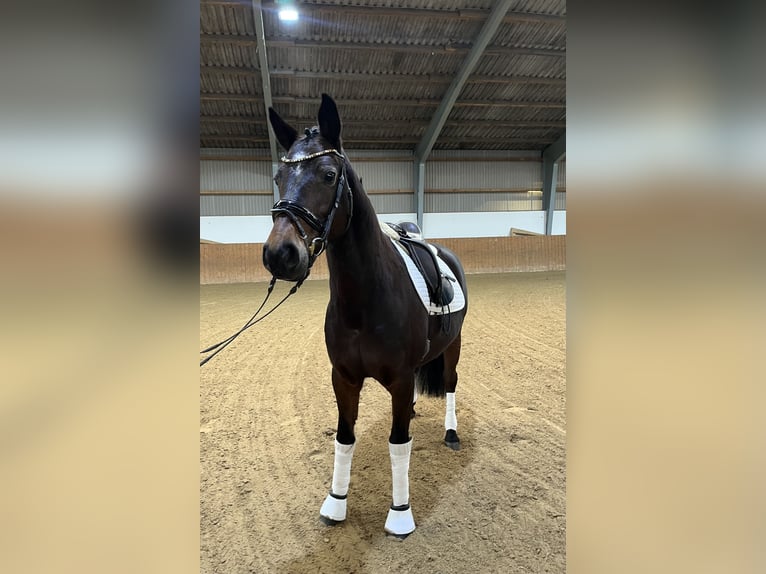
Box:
[263,241,304,280]
[278,242,300,267]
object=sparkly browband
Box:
[280,149,345,164]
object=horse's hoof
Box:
[386,531,412,540]
[444,429,461,450]
[319,493,347,523]
[384,506,415,538]
[410,408,417,419]
[319,515,341,526]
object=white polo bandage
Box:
[389,439,413,507]
[331,440,356,496]
[445,392,457,431]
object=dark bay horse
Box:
[262,94,468,537]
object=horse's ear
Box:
[317,93,342,150]
[268,107,298,151]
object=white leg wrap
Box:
[389,439,412,507]
[385,505,416,536]
[385,438,415,536]
[319,493,347,522]
[445,392,457,431]
[319,440,356,523]
[330,440,356,496]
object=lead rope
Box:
[200,274,308,367]
[202,150,351,367]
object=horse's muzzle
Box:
[262,240,308,282]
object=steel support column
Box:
[414,161,425,231]
[542,160,559,235]
[251,0,280,202]
[542,133,565,235]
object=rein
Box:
[200,276,305,367]
[200,148,353,368]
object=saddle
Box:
[385,222,455,308]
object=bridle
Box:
[201,147,353,367]
[270,148,353,272]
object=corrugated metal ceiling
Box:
[200,0,565,152]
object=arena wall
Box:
[200,235,565,284]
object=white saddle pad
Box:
[390,239,466,315]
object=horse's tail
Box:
[415,353,445,397]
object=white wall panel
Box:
[555,190,566,210]
[200,210,565,243]
[200,160,272,191]
[355,162,412,191]
[423,211,566,238]
[426,161,540,191]
[201,216,274,243]
[199,150,566,243]
[552,211,566,235]
[200,194,272,216]
[369,193,415,213]
[426,192,543,212]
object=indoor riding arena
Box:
[200,2,566,573]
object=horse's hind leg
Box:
[319,368,362,525]
[443,333,462,450]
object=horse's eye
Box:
[324,171,336,183]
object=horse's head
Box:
[263,94,351,282]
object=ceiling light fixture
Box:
[278,3,299,22]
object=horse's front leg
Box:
[384,375,417,538]
[319,367,362,525]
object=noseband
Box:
[271,148,353,270]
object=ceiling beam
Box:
[200,115,566,129]
[250,0,279,196]
[453,100,564,109]
[201,135,557,146]
[201,34,565,59]
[201,93,566,109]
[201,65,566,86]
[270,69,566,84]
[267,3,566,25]
[204,1,565,25]
[416,0,512,161]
